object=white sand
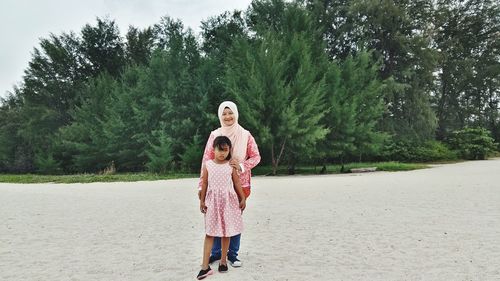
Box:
[1,159,500,281]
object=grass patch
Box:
[357,162,429,171]
[490,151,500,158]
[0,161,429,183]
[0,172,197,184]
[252,161,429,176]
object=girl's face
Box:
[221,108,235,126]
[214,144,230,161]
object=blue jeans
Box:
[211,234,241,258]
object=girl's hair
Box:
[213,136,232,160]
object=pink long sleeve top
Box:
[198,132,261,190]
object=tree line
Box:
[0,0,498,175]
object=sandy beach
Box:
[1,159,499,281]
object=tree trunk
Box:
[271,137,287,176]
[271,144,277,175]
[320,158,327,174]
[339,154,345,173]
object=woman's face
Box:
[221,107,235,126]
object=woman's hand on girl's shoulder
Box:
[229,159,242,172]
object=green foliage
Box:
[200,11,248,116]
[34,150,62,174]
[0,95,23,172]
[134,19,207,167]
[125,26,154,65]
[412,141,458,162]
[323,51,388,163]
[5,17,130,173]
[225,4,329,174]
[433,0,500,140]
[252,161,428,175]
[381,141,413,162]
[382,139,458,162]
[310,0,438,142]
[0,172,197,184]
[18,32,86,169]
[58,73,118,172]
[80,18,126,78]
[306,0,355,60]
[145,130,173,173]
[447,127,498,160]
[179,135,204,173]
[201,11,247,57]
[22,31,84,124]
[1,1,499,175]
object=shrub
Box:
[34,151,62,174]
[145,131,173,173]
[412,140,458,162]
[179,135,203,173]
[381,140,413,162]
[447,127,497,160]
[382,139,457,162]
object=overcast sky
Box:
[0,0,252,100]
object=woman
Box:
[198,101,260,268]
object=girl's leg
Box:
[202,235,214,269]
[220,237,230,265]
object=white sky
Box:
[0,0,252,100]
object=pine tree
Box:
[309,0,438,142]
[322,51,388,168]
[433,0,500,140]
[79,17,126,78]
[0,93,26,172]
[200,10,248,128]
[226,29,328,174]
[58,73,118,172]
[145,129,173,173]
[125,26,155,66]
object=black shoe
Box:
[208,255,221,264]
[228,256,242,267]
[197,266,213,280]
[218,263,228,273]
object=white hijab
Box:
[214,101,249,162]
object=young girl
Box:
[197,136,247,280]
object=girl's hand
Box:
[200,201,207,213]
[229,159,242,172]
[239,198,246,212]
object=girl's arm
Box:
[200,166,209,213]
[232,169,246,211]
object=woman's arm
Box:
[242,134,261,171]
[232,169,246,211]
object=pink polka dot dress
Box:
[204,160,243,237]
